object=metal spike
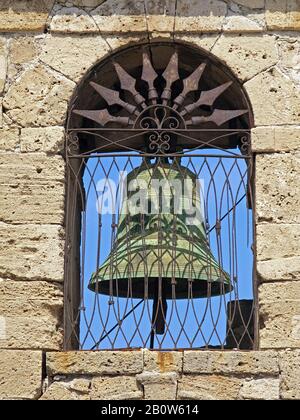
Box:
[141,52,159,104]
[162,52,179,105]
[72,109,133,127]
[181,82,233,116]
[113,62,146,109]
[186,109,249,127]
[90,82,138,116]
[173,63,206,110]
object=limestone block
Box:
[239,378,280,400]
[252,126,300,153]
[9,37,39,66]
[0,350,42,399]
[0,38,7,95]
[245,68,300,126]
[0,99,2,128]
[175,34,220,52]
[0,153,65,224]
[62,1,105,7]
[40,381,89,400]
[183,351,279,375]
[279,350,300,399]
[277,36,300,87]
[0,224,64,282]
[3,64,75,128]
[256,153,300,224]
[223,15,264,33]
[91,0,147,33]
[137,372,177,400]
[257,224,300,282]
[47,350,143,376]
[0,280,63,350]
[212,35,278,81]
[50,6,99,33]
[0,1,54,32]
[0,129,19,152]
[266,0,300,31]
[146,0,176,34]
[233,0,265,7]
[178,375,242,400]
[257,224,300,261]
[40,35,110,83]
[258,257,300,282]
[143,350,183,373]
[102,34,148,51]
[259,282,300,349]
[20,127,65,153]
[91,376,142,400]
[175,0,228,33]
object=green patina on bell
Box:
[89,158,232,302]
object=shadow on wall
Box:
[0,0,298,15]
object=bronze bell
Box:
[89,158,231,336]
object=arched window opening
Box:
[65,42,256,351]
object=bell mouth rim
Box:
[88,276,233,299]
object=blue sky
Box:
[79,149,253,350]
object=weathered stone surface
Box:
[279,350,300,399]
[0,1,54,32]
[0,224,64,281]
[0,38,7,94]
[183,351,279,375]
[50,6,99,33]
[178,375,242,400]
[0,280,63,350]
[40,35,109,82]
[245,68,300,126]
[252,126,300,153]
[175,34,220,52]
[266,0,300,30]
[91,0,147,33]
[3,64,74,127]
[146,1,176,35]
[259,282,300,349]
[0,350,42,399]
[223,14,264,33]
[257,224,300,261]
[239,378,280,400]
[212,35,278,81]
[277,36,300,87]
[20,127,65,153]
[256,153,300,224]
[0,129,19,152]
[258,257,300,282]
[91,376,142,400]
[137,372,178,400]
[60,0,105,7]
[9,36,39,66]
[257,224,300,282]
[234,0,265,7]
[175,0,227,33]
[0,99,2,128]
[101,34,147,51]
[143,350,183,373]
[0,153,65,224]
[40,381,89,400]
[47,351,143,376]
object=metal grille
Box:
[64,43,256,351]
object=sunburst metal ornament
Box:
[73,51,248,150]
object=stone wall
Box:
[0,0,299,400]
